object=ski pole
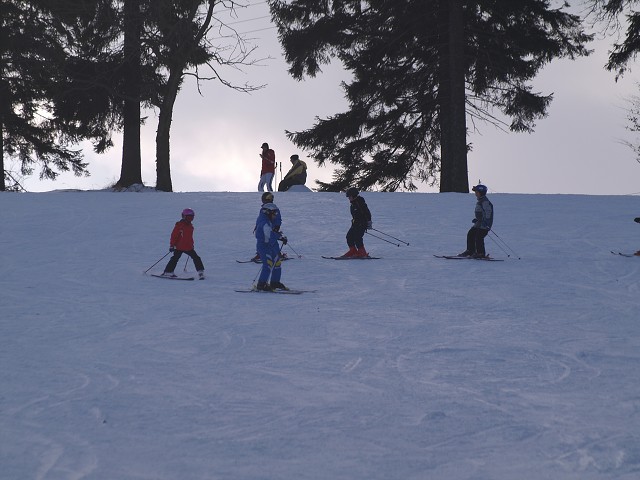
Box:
[489,230,521,259]
[143,251,172,274]
[366,230,401,247]
[183,256,190,272]
[286,242,303,258]
[370,228,410,246]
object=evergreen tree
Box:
[1,1,92,191]
[269,0,592,192]
[587,0,640,163]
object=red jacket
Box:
[260,149,276,175]
[170,220,195,251]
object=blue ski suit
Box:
[255,208,283,285]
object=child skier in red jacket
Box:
[163,208,205,279]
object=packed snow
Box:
[1,190,639,480]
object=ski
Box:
[235,289,306,294]
[321,256,381,260]
[434,255,504,262]
[611,251,638,257]
[150,274,195,281]
[236,256,293,264]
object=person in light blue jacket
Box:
[255,203,288,291]
[458,184,493,258]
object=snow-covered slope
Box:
[1,191,639,480]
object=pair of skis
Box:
[611,251,639,258]
[149,273,197,281]
[235,256,294,264]
[433,254,504,262]
[234,287,316,295]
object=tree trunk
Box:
[154,0,215,192]
[0,121,5,192]
[117,0,143,188]
[155,70,182,192]
[438,0,469,193]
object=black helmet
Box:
[345,187,359,198]
[472,184,488,195]
[261,142,269,149]
[261,192,274,203]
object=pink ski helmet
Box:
[181,208,195,218]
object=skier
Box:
[458,184,494,258]
[258,142,276,192]
[162,208,205,279]
[635,217,640,256]
[255,203,288,291]
[277,154,307,192]
[342,187,372,258]
[251,192,285,263]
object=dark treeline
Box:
[1,0,258,192]
[2,1,639,192]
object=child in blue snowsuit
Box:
[255,203,288,291]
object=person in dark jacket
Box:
[342,187,372,258]
[458,184,493,258]
[277,155,307,191]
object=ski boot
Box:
[270,281,289,291]
[256,282,273,292]
[341,246,357,258]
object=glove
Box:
[169,246,175,252]
[366,221,372,230]
[279,235,288,245]
[634,217,640,223]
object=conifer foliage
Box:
[269,0,592,192]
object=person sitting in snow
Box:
[458,184,494,259]
[251,192,286,263]
[254,203,288,291]
[277,154,307,192]
[341,187,372,258]
[163,208,205,279]
[635,217,640,256]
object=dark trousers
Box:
[164,249,204,273]
[466,227,489,256]
[346,224,367,249]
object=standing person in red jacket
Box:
[258,142,276,192]
[162,208,205,279]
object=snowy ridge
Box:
[1,191,640,480]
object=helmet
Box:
[261,142,269,149]
[345,187,359,198]
[181,208,195,217]
[261,203,279,216]
[261,192,274,203]
[472,184,488,195]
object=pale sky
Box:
[17,0,640,195]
